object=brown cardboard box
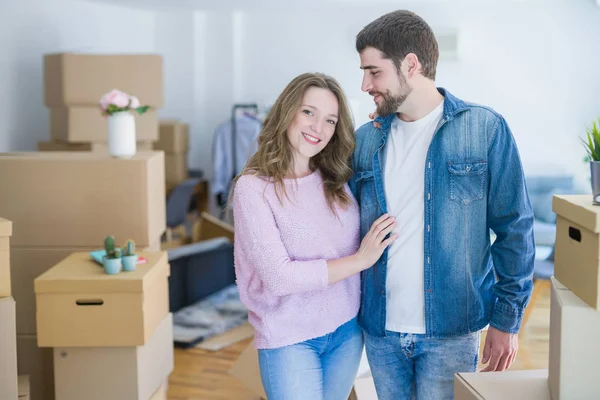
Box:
[18,375,30,400]
[548,277,600,399]
[38,139,154,152]
[0,217,12,297]
[0,152,166,248]
[35,251,170,347]
[49,107,159,143]
[11,241,161,335]
[149,381,168,400]
[53,312,173,400]
[44,53,163,108]
[165,153,188,186]
[229,342,376,400]
[553,195,600,309]
[155,120,189,153]
[0,297,18,400]
[17,334,54,400]
[454,369,550,400]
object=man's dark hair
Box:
[356,10,439,80]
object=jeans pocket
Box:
[447,161,487,205]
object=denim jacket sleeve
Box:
[486,116,535,334]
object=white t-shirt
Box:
[384,100,444,334]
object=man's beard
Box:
[372,74,412,117]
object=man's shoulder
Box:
[461,99,505,124]
[354,121,379,146]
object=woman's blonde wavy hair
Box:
[230,72,355,212]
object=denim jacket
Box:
[348,88,535,338]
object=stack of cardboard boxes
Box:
[548,195,600,399]
[38,53,163,153]
[454,194,600,399]
[154,120,190,191]
[33,251,173,399]
[1,217,30,400]
[0,151,166,400]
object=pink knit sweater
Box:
[232,171,360,349]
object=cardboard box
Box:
[35,251,170,347]
[155,120,189,153]
[454,369,550,399]
[553,194,600,309]
[165,153,188,185]
[11,242,161,335]
[549,277,600,399]
[0,152,166,248]
[0,217,12,297]
[229,341,376,400]
[39,139,155,153]
[49,106,158,143]
[0,297,18,400]
[53,312,174,400]
[17,334,54,400]
[18,375,30,400]
[44,53,163,108]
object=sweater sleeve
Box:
[232,176,329,297]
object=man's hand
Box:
[369,111,382,129]
[480,326,519,372]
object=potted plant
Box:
[103,235,122,275]
[99,89,150,159]
[582,117,600,205]
[121,239,138,272]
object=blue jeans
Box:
[258,318,363,400]
[364,330,481,400]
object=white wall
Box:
[234,2,600,187]
[0,0,156,152]
[154,0,599,189]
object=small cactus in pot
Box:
[121,239,138,272]
[103,235,122,275]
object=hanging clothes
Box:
[211,114,262,205]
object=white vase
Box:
[107,111,137,158]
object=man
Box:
[348,10,535,400]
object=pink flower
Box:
[99,89,130,110]
[128,96,140,109]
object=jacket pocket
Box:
[447,161,487,205]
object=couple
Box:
[231,9,535,400]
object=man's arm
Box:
[483,115,535,371]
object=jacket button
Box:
[466,165,471,172]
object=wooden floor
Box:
[167,284,552,399]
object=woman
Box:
[231,72,396,400]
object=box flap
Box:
[552,277,594,309]
[229,341,267,399]
[18,375,30,398]
[34,251,169,294]
[0,217,12,237]
[456,370,550,400]
[550,276,568,291]
[552,195,600,233]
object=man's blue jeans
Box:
[258,317,363,400]
[364,330,481,400]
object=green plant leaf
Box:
[135,106,149,115]
[583,118,600,162]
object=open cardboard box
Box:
[229,340,377,399]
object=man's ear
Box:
[404,53,420,78]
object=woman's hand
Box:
[355,213,397,270]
